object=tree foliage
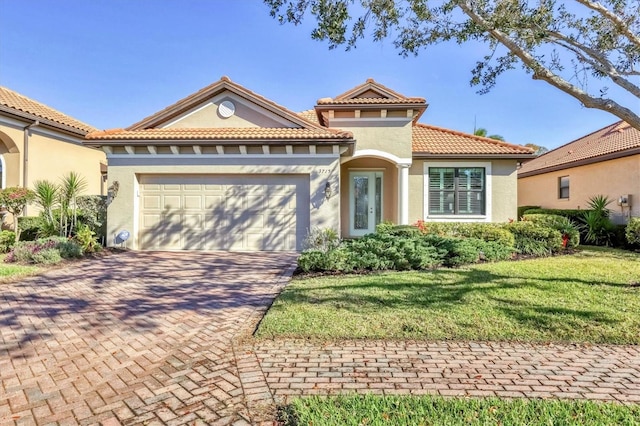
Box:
[474,127,505,140]
[0,187,36,241]
[265,0,640,130]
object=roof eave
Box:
[413,152,536,159]
[0,105,92,137]
[518,147,640,178]
[84,137,355,147]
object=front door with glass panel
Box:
[349,171,383,236]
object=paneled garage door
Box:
[139,175,309,251]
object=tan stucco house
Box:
[86,77,533,251]
[0,86,107,214]
[518,121,640,224]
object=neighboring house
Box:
[0,86,107,209]
[518,121,640,224]
[85,77,533,251]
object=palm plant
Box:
[59,172,87,237]
[474,128,505,141]
[581,195,615,246]
[33,180,60,226]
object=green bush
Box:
[522,214,580,248]
[73,224,101,253]
[423,235,515,267]
[303,227,340,252]
[346,234,443,271]
[76,195,107,242]
[504,221,563,256]
[30,248,62,265]
[625,217,640,246]
[0,230,16,253]
[413,222,516,248]
[523,208,590,224]
[6,237,83,264]
[17,216,43,241]
[518,205,540,219]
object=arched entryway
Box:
[0,130,20,189]
[340,149,411,237]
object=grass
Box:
[256,247,640,344]
[0,254,42,283]
[279,394,640,426]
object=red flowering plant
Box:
[0,187,36,241]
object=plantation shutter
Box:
[428,167,485,215]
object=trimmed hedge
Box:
[522,214,580,248]
[626,217,640,246]
[504,221,563,256]
[522,208,590,224]
[380,222,516,248]
[518,205,540,219]
[17,216,43,241]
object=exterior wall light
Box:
[324,181,333,199]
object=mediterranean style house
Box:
[85,77,534,251]
[0,86,107,216]
[518,121,640,224]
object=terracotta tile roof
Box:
[317,97,425,105]
[128,76,326,132]
[518,121,640,176]
[318,78,426,105]
[0,86,97,134]
[86,127,353,141]
[412,123,534,157]
[298,109,320,124]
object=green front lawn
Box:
[256,248,640,344]
[279,394,640,426]
[0,254,41,283]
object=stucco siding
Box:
[337,121,413,159]
[28,132,105,195]
[105,157,340,249]
[518,155,640,222]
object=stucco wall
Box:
[337,120,413,159]
[518,155,640,222]
[105,156,341,250]
[340,157,398,237]
[0,122,105,194]
[408,158,518,223]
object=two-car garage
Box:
[138,174,310,251]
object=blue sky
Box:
[1,0,638,149]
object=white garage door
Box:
[139,175,309,251]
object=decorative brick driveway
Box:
[2,253,639,426]
[0,251,296,425]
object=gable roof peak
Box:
[126,76,327,132]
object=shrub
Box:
[580,195,616,246]
[522,214,580,248]
[423,235,515,267]
[0,230,16,253]
[504,221,563,256]
[6,237,83,264]
[30,248,62,265]
[625,217,640,246]
[518,205,540,219]
[522,208,590,224]
[73,224,101,253]
[346,234,443,271]
[412,221,516,248]
[303,227,340,252]
[17,216,43,241]
[76,195,107,243]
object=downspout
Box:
[22,120,39,216]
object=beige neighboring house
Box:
[85,77,534,251]
[0,87,107,221]
[518,121,640,224]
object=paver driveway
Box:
[0,251,297,426]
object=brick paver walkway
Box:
[253,340,640,404]
[0,251,296,425]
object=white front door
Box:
[349,171,383,236]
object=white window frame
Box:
[423,161,492,222]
